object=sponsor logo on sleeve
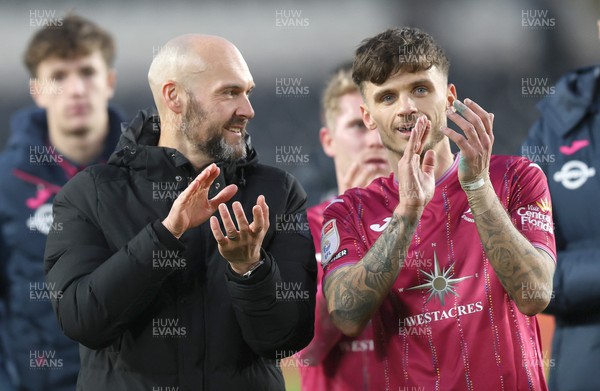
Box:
[535,198,552,213]
[331,249,348,262]
[321,219,339,267]
[517,197,553,233]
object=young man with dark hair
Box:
[0,14,123,391]
[321,27,556,390]
[297,67,390,390]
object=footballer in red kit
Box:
[321,27,556,391]
[322,154,555,390]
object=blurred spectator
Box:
[520,20,600,391]
[297,66,391,390]
[0,14,123,391]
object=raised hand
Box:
[441,98,494,188]
[209,195,270,273]
[396,115,436,212]
[162,163,238,238]
[341,149,390,192]
[341,160,377,191]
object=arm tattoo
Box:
[324,213,417,330]
[473,193,554,313]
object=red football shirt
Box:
[322,154,556,391]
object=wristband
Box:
[461,178,486,191]
[465,179,495,217]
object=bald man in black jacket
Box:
[44,34,316,391]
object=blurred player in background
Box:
[0,14,123,391]
[297,66,391,390]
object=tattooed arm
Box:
[443,98,555,316]
[466,182,554,315]
[323,117,436,337]
[323,210,420,336]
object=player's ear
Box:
[361,104,377,130]
[105,68,117,100]
[320,126,335,158]
[162,80,183,114]
[447,83,457,108]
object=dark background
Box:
[1,0,599,205]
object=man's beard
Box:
[180,92,247,163]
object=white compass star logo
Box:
[407,252,472,306]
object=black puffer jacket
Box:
[44,109,317,391]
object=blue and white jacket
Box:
[522,65,600,391]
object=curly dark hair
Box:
[352,27,450,92]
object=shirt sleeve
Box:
[506,158,557,263]
[321,197,369,278]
